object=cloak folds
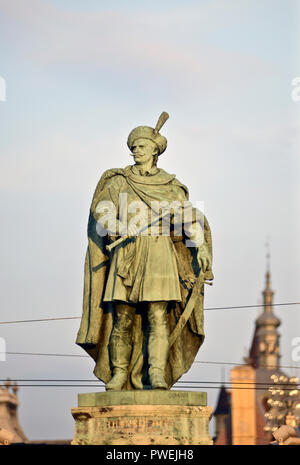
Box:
[76,167,213,389]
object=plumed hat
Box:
[127,112,169,155]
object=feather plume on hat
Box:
[127,112,169,155]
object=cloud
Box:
[0,0,275,96]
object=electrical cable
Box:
[0,301,298,325]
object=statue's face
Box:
[131,138,158,165]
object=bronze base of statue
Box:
[71,391,213,445]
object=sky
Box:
[0,0,299,440]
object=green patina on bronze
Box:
[76,112,213,391]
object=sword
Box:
[169,269,213,348]
[105,208,182,252]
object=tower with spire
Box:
[248,243,281,370]
[214,245,288,445]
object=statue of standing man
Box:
[76,113,213,390]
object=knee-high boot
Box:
[106,304,135,391]
[148,302,169,390]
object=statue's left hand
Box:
[187,223,211,272]
[196,243,212,273]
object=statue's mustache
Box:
[130,153,151,157]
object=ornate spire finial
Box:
[253,242,281,369]
[4,378,11,390]
[264,237,272,291]
[265,236,270,272]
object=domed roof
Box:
[257,311,280,328]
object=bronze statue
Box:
[76,112,213,390]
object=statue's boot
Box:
[148,301,169,390]
[106,304,134,391]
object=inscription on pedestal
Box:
[72,391,213,445]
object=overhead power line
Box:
[0,302,298,325]
[193,360,300,371]
[5,351,88,358]
[3,384,298,391]
[204,302,300,311]
[2,351,300,371]
[1,379,297,386]
[0,316,80,325]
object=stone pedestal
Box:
[71,391,213,445]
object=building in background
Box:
[0,379,28,443]
[0,378,71,444]
[213,384,231,443]
[214,263,298,445]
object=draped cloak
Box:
[76,165,213,389]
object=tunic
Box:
[96,165,187,303]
